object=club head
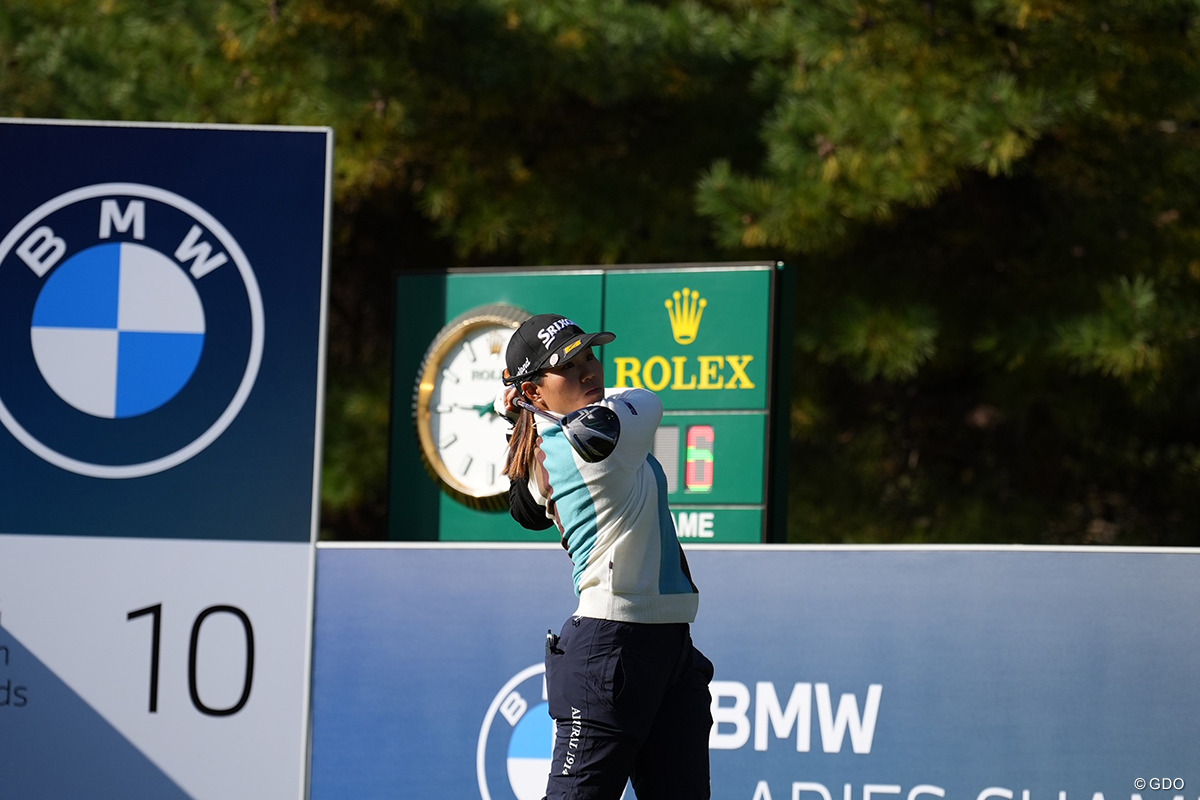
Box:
[560,405,621,462]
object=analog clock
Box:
[413,304,529,510]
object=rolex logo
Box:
[487,331,505,356]
[665,287,707,345]
[619,286,752,391]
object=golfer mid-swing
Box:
[499,313,714,800]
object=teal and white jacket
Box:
[526,387,699,624]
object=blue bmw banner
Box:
[0,119,328,541]
[0,119,330,800]
[310,544,1200,800]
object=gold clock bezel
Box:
[412,304,529,510]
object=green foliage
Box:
[814,299,939,382]
[320,368,391,540]
[1054,275,1162,382]
[3,0,1200,544]
[703,0,1200,545]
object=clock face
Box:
[414,306,527,509]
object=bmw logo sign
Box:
[0,183,264,479]
[477,664,555,800]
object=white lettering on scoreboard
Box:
[675,511,716,538]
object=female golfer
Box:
[499,313,714,800]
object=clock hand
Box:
[436,402,504,417]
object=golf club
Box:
[514,397,621,462]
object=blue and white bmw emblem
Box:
[0,183,264,478]
[478,664,555,800]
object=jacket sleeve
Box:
[508,478,554,531]
[600,387,664,470]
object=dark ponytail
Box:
[503,375,544,483]
[504,409,539,482]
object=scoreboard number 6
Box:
[127,603,256,717]
[654,424,716,494]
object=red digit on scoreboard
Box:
[685,425,714,493]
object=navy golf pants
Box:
[543,616,714,800]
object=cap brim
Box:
[558,331,615,365]
[582,330,616,349]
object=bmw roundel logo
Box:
[477,664,555,800]
[0,183,264,479]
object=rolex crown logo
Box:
[665,287,707,345]
[487,331,505,356]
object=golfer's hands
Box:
[495,374,520,423]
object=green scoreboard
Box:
[389,262,794,544]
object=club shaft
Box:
[514,397,562,425]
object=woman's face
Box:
[524,346,605,415]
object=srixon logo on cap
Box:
[537,318,576,349]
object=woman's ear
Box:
[521,381,545,408]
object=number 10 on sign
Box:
[127,602,256,717]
